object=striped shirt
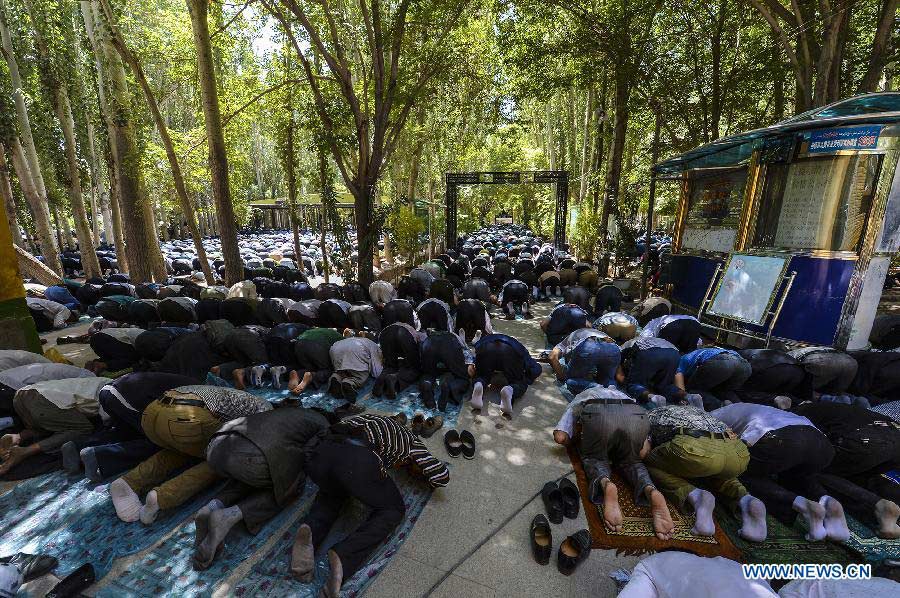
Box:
[343,414,450,488]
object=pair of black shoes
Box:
[443,430,475,459]
[372,374,398,400]
[541,479,580,524]
[420,377,452,411]
[328,377,357,403]
[530,515,591,575]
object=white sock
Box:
[522,303,530,315]
[500,385,514,415]
[110,478,143,523]
[458,328,467,345]
[472,330,482,344]
[140,489,160,525]
[470,381,484,410]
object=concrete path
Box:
[365,302,637,598]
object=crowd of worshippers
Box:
[9,222,900,575]
[546,299,900,545]
[54,229,361,281]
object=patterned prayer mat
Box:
[716,505,857,565]
[205,373,462,428]
[97,469,433,597]
[841,515,900,564]
[567,446,742,559]
[0,471,220,578]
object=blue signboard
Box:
[807,125,882,153]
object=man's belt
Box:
[582,397,634,406]
[675,427,728,440]
[159,396,206,408]
[653,425,728,446]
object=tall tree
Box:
[98,0,216,284]
[262,0,473,285]
[186,0,242,285]
[0,0,61,273]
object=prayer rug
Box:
[567,445,742,560]
[0,471,220,578]
[205,373,462,428]
[96,469,433,597]
[716,505,857,565]
[841,514,900,563]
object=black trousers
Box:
[89,334,139,371]
[594,285,623,315]
[208,434,281,534]
[302,439,405,580]
[741,425,834,524]
[657,318,702,354]
[375,367,420,393]
[293,339,333,387]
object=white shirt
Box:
[0,363,94,390]
[639,314,697,339]
[19,377,112,417]
[555,386,633,437]
[0,350,50,372]
[26,298,71,329]
[368,280,397,305]
[98,327,145,344]
[618,552,777,598]
[711,403,818,446]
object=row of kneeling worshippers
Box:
[542,302,900,545]
[0,350,449,591]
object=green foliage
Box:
[390,204,426,262]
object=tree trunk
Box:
[10,137,58,271]
[772,38,785,121]
[0,0,61,273]
[54,88,101,277]
[859,0,899,92]
[187,0,242,285]
[285,102,301,262]
[100,0,215,284]
[710,0,727,140]
[599,69,630,255]
[85,118,102,245]
[578,86,594,203]
[0,144,23,247]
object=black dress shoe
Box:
[373,377,385,397]
[530,514,552,565]
[558,478,580,519]
[47,562,95,598]
[327,377,343,400]
[444,430,462,457]
[420,380,436,409]
[541,481,564,524]
[556,529,591,576]
[459,430,476,459]
[384,374,397,400]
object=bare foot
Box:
[210,366,220,375]
[0,434,21,459]
[649,489,675,541]
[288,370,301,392]
[290,371,313,396]
[602,481,623,532]
[738,495,767,542]
[342,328,354,338]
[322,549,343,597]
[232,368,246,390]
[291,523,315,582]
[0,444,35,475]
[875,499,900,539]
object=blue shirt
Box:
[677,348,738,378]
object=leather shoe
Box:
[530,514,552,565]
[411,413,426,436]
[420,416,444,439]
[47,562,95,598]
[558,478,580,519]
[541,481,564,524]
[444,430,462,457]
[556,529,591,576]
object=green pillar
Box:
[0,200,40,352]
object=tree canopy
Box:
[0,0,896,278]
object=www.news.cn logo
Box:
[742,563,871,580]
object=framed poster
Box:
[707,253,788,325]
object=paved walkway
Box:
[21,302,636,597]
[365,302,636,598]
